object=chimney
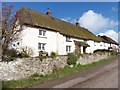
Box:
[46,8,51,16]
[76,19,80,26]
[98,35,100,37]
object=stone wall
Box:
[0,56,68,81]
[0,53,111,81]
[76,53,111,65]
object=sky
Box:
[5,2,119,43]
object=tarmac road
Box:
[71,62,118,88]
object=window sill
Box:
[66,41,72,42]
[38,36,47,38]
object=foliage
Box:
[50,52,57,58]
[38,56,47,61]
[38,51,48,61]
[67,53,80,65]
[39,51,48,57]
[18,51,29,58]
[2,3,23,57]
[2,49,18,62]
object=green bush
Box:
[39,56,47,61]
[50,52,57,58]
[110,51,117,55]
[67,53,80,65]
[18,51,29,58]
[2,49,18,61]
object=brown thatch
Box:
[18,7,101,42]
[99,35,118,45]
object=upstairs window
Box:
[66,36,71,42]
[38,43,46,50]
[39,29,46,36]
[66,46,71,52]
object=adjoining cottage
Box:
[10,7,119,57]
[98,35,119,50]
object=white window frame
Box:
[38,43,46,51]
[66,45,71,52]
[39,29,46,37]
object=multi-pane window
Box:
[66,46,71,52]
[39,29,46,36]
[66,36,71,42]
[38,43,46,50]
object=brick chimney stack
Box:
[76,19,80,26]
[46,8,51,16]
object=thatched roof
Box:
[99,35,118,45]
[18,7,101,42]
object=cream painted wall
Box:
[11,25,119,57]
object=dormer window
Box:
[39,29,46,36]
[66,36,71,42]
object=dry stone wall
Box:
[0,56,68,81]
[0,53,111,81]
[76,53,111,65]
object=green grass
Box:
[2,55,117,89]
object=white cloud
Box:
[98,30,118,42]
[79,10,117,33]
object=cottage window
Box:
[39,30,46,36]
[66,46,71,52]
[43,31,46,36]
[38,43,46,50]
[39,30,42,35]
[66,36,71,42]
[94,42,96,46]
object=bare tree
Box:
[1,3,23,53]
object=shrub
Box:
[67,53,80,65]
[2,49,18,61]
[50,52,57,58]
[39,51,48,57]
[110,51,117,55]
[39,56,47,61]
[18,51,29,58]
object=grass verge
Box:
[2,55,117,89]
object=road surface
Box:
[71,61,118,88]
[30,55,119,88]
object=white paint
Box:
[11,25,119,57]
